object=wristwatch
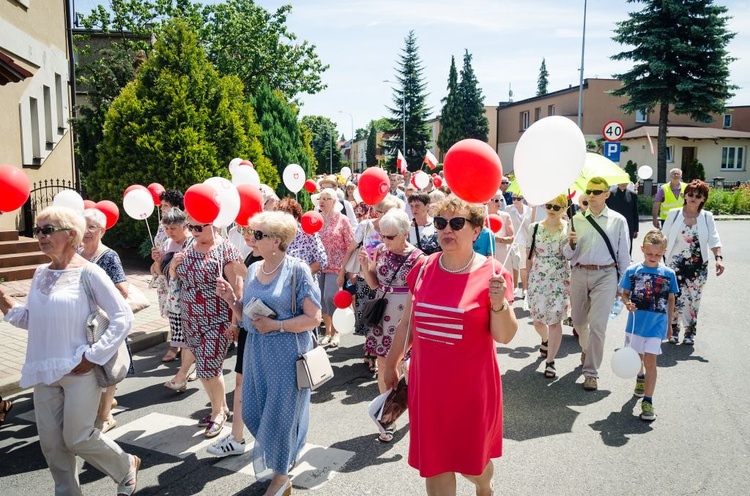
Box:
[715,255,723,261]
[491,302,510,313]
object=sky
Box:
[74,0,750,139]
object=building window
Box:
[43,85,53,146]
[520,111,530,131]
[548,105,555,116]
[55,74,65,130]
[721,146,745,170]
[534,107,541,121]
[723,114,732,128]
[665,146,674,163]
[635,109,648,123]
[29,97,41,159]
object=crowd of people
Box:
[0,169,726,496]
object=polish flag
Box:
[646,131,656,155]
[397,150,406,174]
[424,149,438,170]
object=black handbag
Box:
[361,249,418,328]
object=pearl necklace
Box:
[439,252,475,274]
[261,256,286,275]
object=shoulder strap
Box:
[80,264,97,312]
[585,214,619,278]
[413,220,422,249]
[91,248,113,265]
[290,258,298,315]
[527,223,539,260]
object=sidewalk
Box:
[0,268,169,397]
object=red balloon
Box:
[300,211,324,234]
[304,179,318,193]
[333,289,353,309]
[124,184,148,198]
[485,214,503,233]
[147,183,165,206]
[0,165,31,213]
[184,183,220,224]
[433,176,443,188]
[443,139,503,203]
[357,167,389,205]
[83,200,97,210]
[95,200,120,230]
[234,183,263,225]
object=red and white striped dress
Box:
[406,254,513,478]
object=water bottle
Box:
[609,299,624,320]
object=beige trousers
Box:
[569,266,619,378]
[33,371,132,496]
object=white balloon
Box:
[123,189,155,220]
[332,306,355,334]
[340,166,352,179]
[413,171,430,190]
[283,163,306,193]
[231,165,260,187]
[611,346,642,379]
[637,165,654,180]
[310,193,321,211]
[514,116,587,206]
[53,190,85,214]
[228,157,243,174]
[204,177,241,229]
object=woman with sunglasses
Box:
[169,217,243,438]
[0,206,139,495]
[505,194,532,298]
[526,194,571,378]
[384,196,517,496]
[359,209,423,441]
[661,180,724,345]
[216,211,322,496]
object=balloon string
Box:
[144,218,155,248]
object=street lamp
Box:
[576,0,588,129]
[337,110,354,170]
[383,79,406,161]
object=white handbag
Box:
[125,284,150,313]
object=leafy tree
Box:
[457,50,489,141]
[355,128,369,140]
[437,55,463,156]
[624,159,639,183]
[684,158,706,182]
[385,31,432,172]
[611,0,736,182]
[300,115,341,175]
[89,19,274,249]
[537,58,549,96]
[366,121,378,167]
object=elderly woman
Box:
[360,209,423,441]
[275,198,327,280]
[169,217,243,438]
[153,189,184,249]
[150,208,197,390]
[216,211,322,496]
[384,196,517,496]
[487,190,515,265]
[506,193,533,298]
[661,179,724,345]
[317,187,355,347]
[0,206,139,495]
[526,194,571,378]
[80,209,132,434]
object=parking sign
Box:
[603,142,621,163]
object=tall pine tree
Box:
[437,56,463,157]
[300,115,340,175]
[385,31,432,172]
[537,58,549,96]
[366,121,378,167]
[458,50,489,141]
[611,0,735,182]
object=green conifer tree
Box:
[437,56,463,156]
[537,58,549,96]
[366,121,378,167]
[458,50,489,142]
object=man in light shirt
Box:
[563,177,631,391]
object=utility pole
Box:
[577,0,588,129]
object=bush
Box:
[637,194,653,216]
[704,185,750,214]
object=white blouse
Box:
[3,263,133,388]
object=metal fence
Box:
[21,179,80,237]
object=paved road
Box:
[1,221,749,495]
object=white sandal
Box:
[117,455,140,496]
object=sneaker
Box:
[640,401,656,421]
[634,377,646,398]
[683,334,695,345]
[207,434,246,457]
[583,376,598,391]
[668,335,679,344]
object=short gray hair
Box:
[379,208,410,235]
[83,208,107,229]
[36,206,86,247]
[162,207,187,226]
[375,195,403,213]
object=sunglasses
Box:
[381,233,399,241]
[434,216,469,231]
[501,181,509,185]
[244,228,270,241]
[187,223,211,232]
[585,189,606,196]
[685,192,705,199]
[582,200,589,207]
[512,196,524,201]
[34,226,70,237]
[491,198,503,203]
[545,204,563,212]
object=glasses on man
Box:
[433,216,469,231]
[186,223,211,232]
[585,189,606,196]
[34,226,71,237]
[381,233,399,241]
[545,204,563,212]
[685,192,705,199]
[512,196,524,202]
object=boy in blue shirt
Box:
[619,230,679,421]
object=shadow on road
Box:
[589,396,653,446]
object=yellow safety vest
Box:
[659,182,687,220]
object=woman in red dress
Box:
[384,196,518,496]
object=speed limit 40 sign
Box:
[602,120,625,142]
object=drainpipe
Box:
[65,0,80,191]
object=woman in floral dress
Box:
[661,180,724,345]
[526,194,570,379]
